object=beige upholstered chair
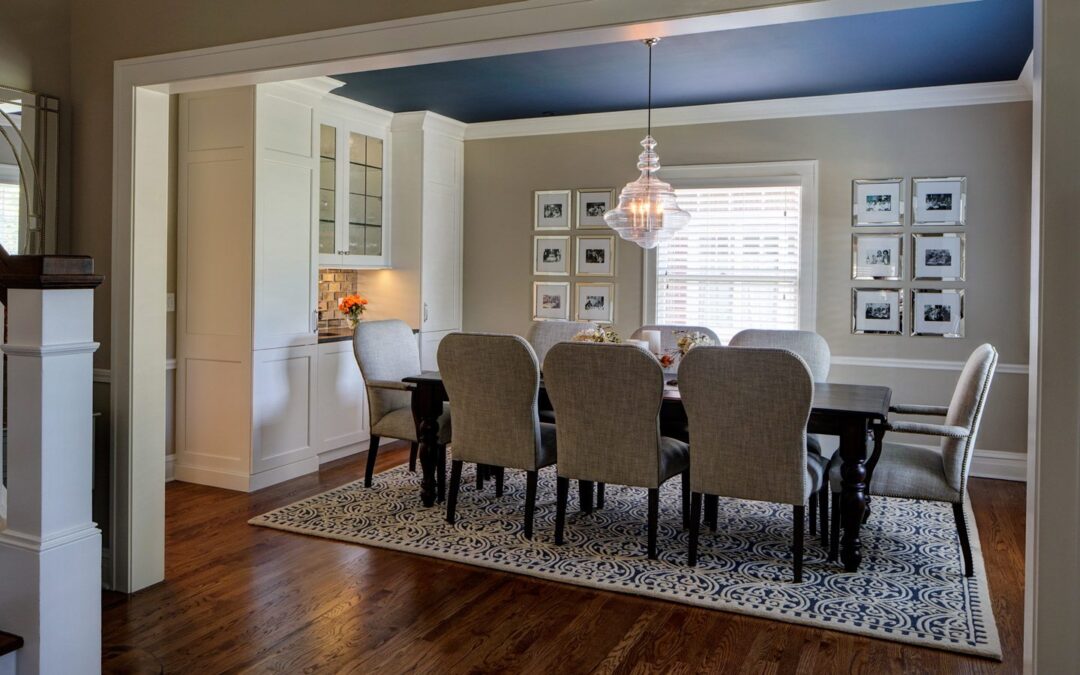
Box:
[544,342,690,560]
[828,344,998,577]
[631,324,720,365]
[353,320,451,488]
[525,319,598,368]
[679,346,823,582]
[438,333,557,539]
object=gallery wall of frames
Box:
[531,188,618,324]
[851,176,967,337]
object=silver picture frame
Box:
[575,188,615,229]
[532,281,571,320]
[913,176,966,226]
[852,288,903,335]
[533,235,571,276]
[575,282,615,324]
[853,178,905,227]
[911,288,965,338]
[852,233,903,280]
[534,189,572,230]
[912,232,965,281]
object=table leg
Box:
[863,423,886,524]
[411,384,443,508]
[839,420,870,573]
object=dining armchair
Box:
[525,319,597,424]
[679,346,823,582]
[827,343,998,577]
[438,333,557,539]
[544,342,690,560]
[353,320,451,488]
[631,324,721,360]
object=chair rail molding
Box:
[831,355,1029,375]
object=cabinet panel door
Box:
[420,329,457,372]
[421,139,462,332]
[252,345,317,473]
[317,341,369,453]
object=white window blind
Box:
[656,184,802,343]
[0,181,19,254]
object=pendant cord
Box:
[646,41,653,139]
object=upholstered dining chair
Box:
[544,342,690,560]
[631,324,721,363]
[353,319,451,488]
[525,319,598,425]
[679,346,824,582]
[827,343,999,577]
[438,333,557,539]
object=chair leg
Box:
[494,466,505,498]
[688,492,702,566]
[446,460,463,524]
[793,505,805,583]
[596,482,605,509]
[364,435,382,487]
[953,501,975,577]
[477,464,487,491]
[409,442,419,472]
[681,470,691,530]
[809,493,818,537]
[829,492,841,562]
[436,445,446,503]
[523,470,538,540]
[705,494,718,532]
[554,477,569,545]
[579,480,594,514]
[820,486,829,547]
[647,488,660,560]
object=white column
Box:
[0,288,101,674]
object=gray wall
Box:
[463,102,1032,454]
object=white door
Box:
[316,340,369,453]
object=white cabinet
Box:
[316,340,369,455]
[317,102,394,269]
[252,345,318,474]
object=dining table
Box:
[403,371,891,574]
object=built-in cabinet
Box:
[316,340,369,455]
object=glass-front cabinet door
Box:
[318,117,389,267]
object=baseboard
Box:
[318,439,370,466]
[174,457,320,492]
[165,454,176,482]
[970,449,1027,482]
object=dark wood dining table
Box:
[403,371,891,574]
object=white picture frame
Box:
[575,188,615,229]
[533,235,570,276]
[534,190,571,230]
[575,235,615,277]
[853,178,904,226]
[911,288,965,337]
[575,282,615,324]
[912,232,965,281]
[852,288,903,335]
[533,281,570,320]
[913,176,966,226]
[852,234,903,280]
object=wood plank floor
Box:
[102,443,1026,673]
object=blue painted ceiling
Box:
[330,0,1032,123]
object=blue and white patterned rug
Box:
[250,461,1001,659]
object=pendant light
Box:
[603,38,690,249]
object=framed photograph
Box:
[911,288,965,337]
[913,177,966,226]
[575,282,615,324]
[912,233,965,281]
[853,178,904,226]
[852,234,903,280]
[533,235,570,276]
[852,288,903,335]
[575,235,615,276]
[576,188,615,229]
[533,281,570,321]
[534,190,571,230]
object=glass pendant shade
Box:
[603,135,690,249]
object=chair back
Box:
[631,324,721,353]
[525,320,596,368]
[679,346,813,505]
[728,329,831,382]
[544,342,666,487]
[353,319,421,428]
[942,343,999,493]
[437,333,544,470]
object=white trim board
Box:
[971,449,1027,483]
[832,355,1029,375]
[165,454,175,483]
[465,80,1032,140]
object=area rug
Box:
[250,461,1001,659]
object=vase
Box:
[348,316,361,330]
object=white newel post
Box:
[0,256,103,674]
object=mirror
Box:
[0,85,59,255]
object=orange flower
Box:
[338,294,368,315]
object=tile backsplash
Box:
[318,269,366,330]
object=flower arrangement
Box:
[338,294,369,328]
[572,326,622,344]
[658,329,714,368]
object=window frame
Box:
[0,164,22,254]
[641,160,818,335]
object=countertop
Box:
[318,326,420,344]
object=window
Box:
[0,175,18,254]
[646,162,817,343]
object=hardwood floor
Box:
[102,443,1026,673]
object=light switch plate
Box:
[167,293,176,312]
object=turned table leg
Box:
[411,383,444,508]
[839,420,870,573]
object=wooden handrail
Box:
[0,242,104,304]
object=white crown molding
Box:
[1019,51,1034,95]
[831,354,1029,375]
[464,80,1032,140]
[391,110,468,140]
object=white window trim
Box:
[641,159,818,334]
